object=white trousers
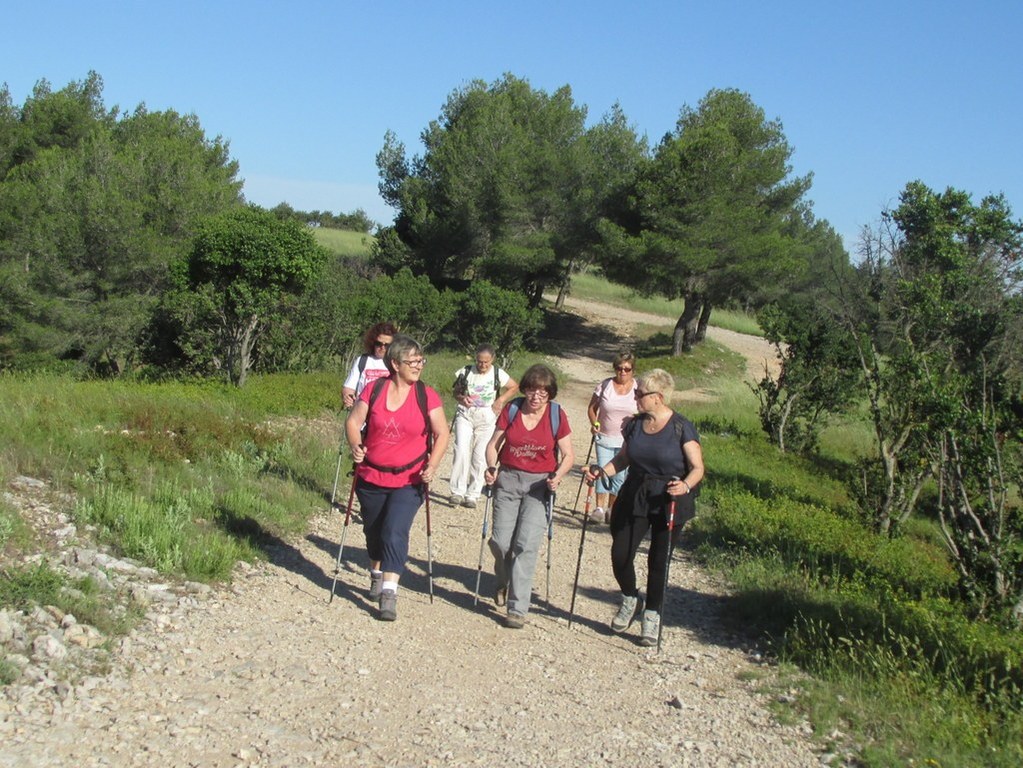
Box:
[449,406,497,500]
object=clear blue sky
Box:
[4,1,1021,250]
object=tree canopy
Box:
[170,206,327,387]
[375,74,645,305]
[597,88,821,352]
[0,72,242,372]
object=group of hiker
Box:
[335,321,704,647]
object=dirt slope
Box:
[0,306,820,768]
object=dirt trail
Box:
[1,305,819,768]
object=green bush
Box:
[693,488,956,598]
[449,280,542,363]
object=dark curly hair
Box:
[361,322,399,355]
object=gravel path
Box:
[1,305,820,768]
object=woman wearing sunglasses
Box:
[342,321,397,408]
[585,369,704,646]
[585,350,638,523]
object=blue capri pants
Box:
[594,433,628,495]
[356,480,424,575]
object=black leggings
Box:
[609,495,694,612]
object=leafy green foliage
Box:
[170,206,328,386]
[377,74,644,304]
[597,88,824,353]
[752,299,861,453]
[447,280,541,363]
[695,488,955,598]
[0,73,242,373]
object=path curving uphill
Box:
[1,307,821,768]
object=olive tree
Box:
[175,207,326,386]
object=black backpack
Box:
[623,412,699,493]
[453,364,501,398]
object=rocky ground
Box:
[1,302,840,768]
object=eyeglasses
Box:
[635,389,658,399]
[614,365,633,372]
[374,340,390,349]
[523,388,550,400]
[400,358,426,368]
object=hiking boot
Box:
[610,594,642,633]
[368,572,383,601]
[639,609,660,646]
[461,497,477,508]
[494,586,507,607]
[450,494,465,506]
[379,590,397,621]
[505,612,525,629]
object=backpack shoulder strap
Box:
[415,381,431,447]
[548,401,561,435]
[598,377,613,401]
[506,396,524,424]
[367,376,388,408]
[357,354,369,375]
[493,366,501,391]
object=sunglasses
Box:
[374,340,390,349]
[635,389,658,399]
[614,365,633,372]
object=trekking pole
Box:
[424,482,434,604]
[472,484,494,606]
[571,434,595,515]
[545,472,556,608]
[656,476,680,652]
[568,465,600,627]
[328,470,358,603]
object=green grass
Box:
[311,227,374,257]
[568,271,764,335]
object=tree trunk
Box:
[555,276,570,310]
[696,301,713,343]
[235,314,261,388]
[672,292,703,355]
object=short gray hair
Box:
[385,334,423,374]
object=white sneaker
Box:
[639,609,660,646]
[611,594,643,632]
[589,506,605,523]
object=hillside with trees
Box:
[2,70,1022,763]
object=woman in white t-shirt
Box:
[585,351,638,522]
[342,322,397,408]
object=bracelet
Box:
[681,480,691,493]
[487,466,497,474]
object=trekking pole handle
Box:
[483,484,494,498]
[587,464,604,486]
[351,444,366,464]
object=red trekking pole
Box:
[656,477,680,652]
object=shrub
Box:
[448,280,541,364]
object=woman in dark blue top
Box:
[586,368,704,646]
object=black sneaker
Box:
[379,590,397,621]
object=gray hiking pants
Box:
[489,468,550,616]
